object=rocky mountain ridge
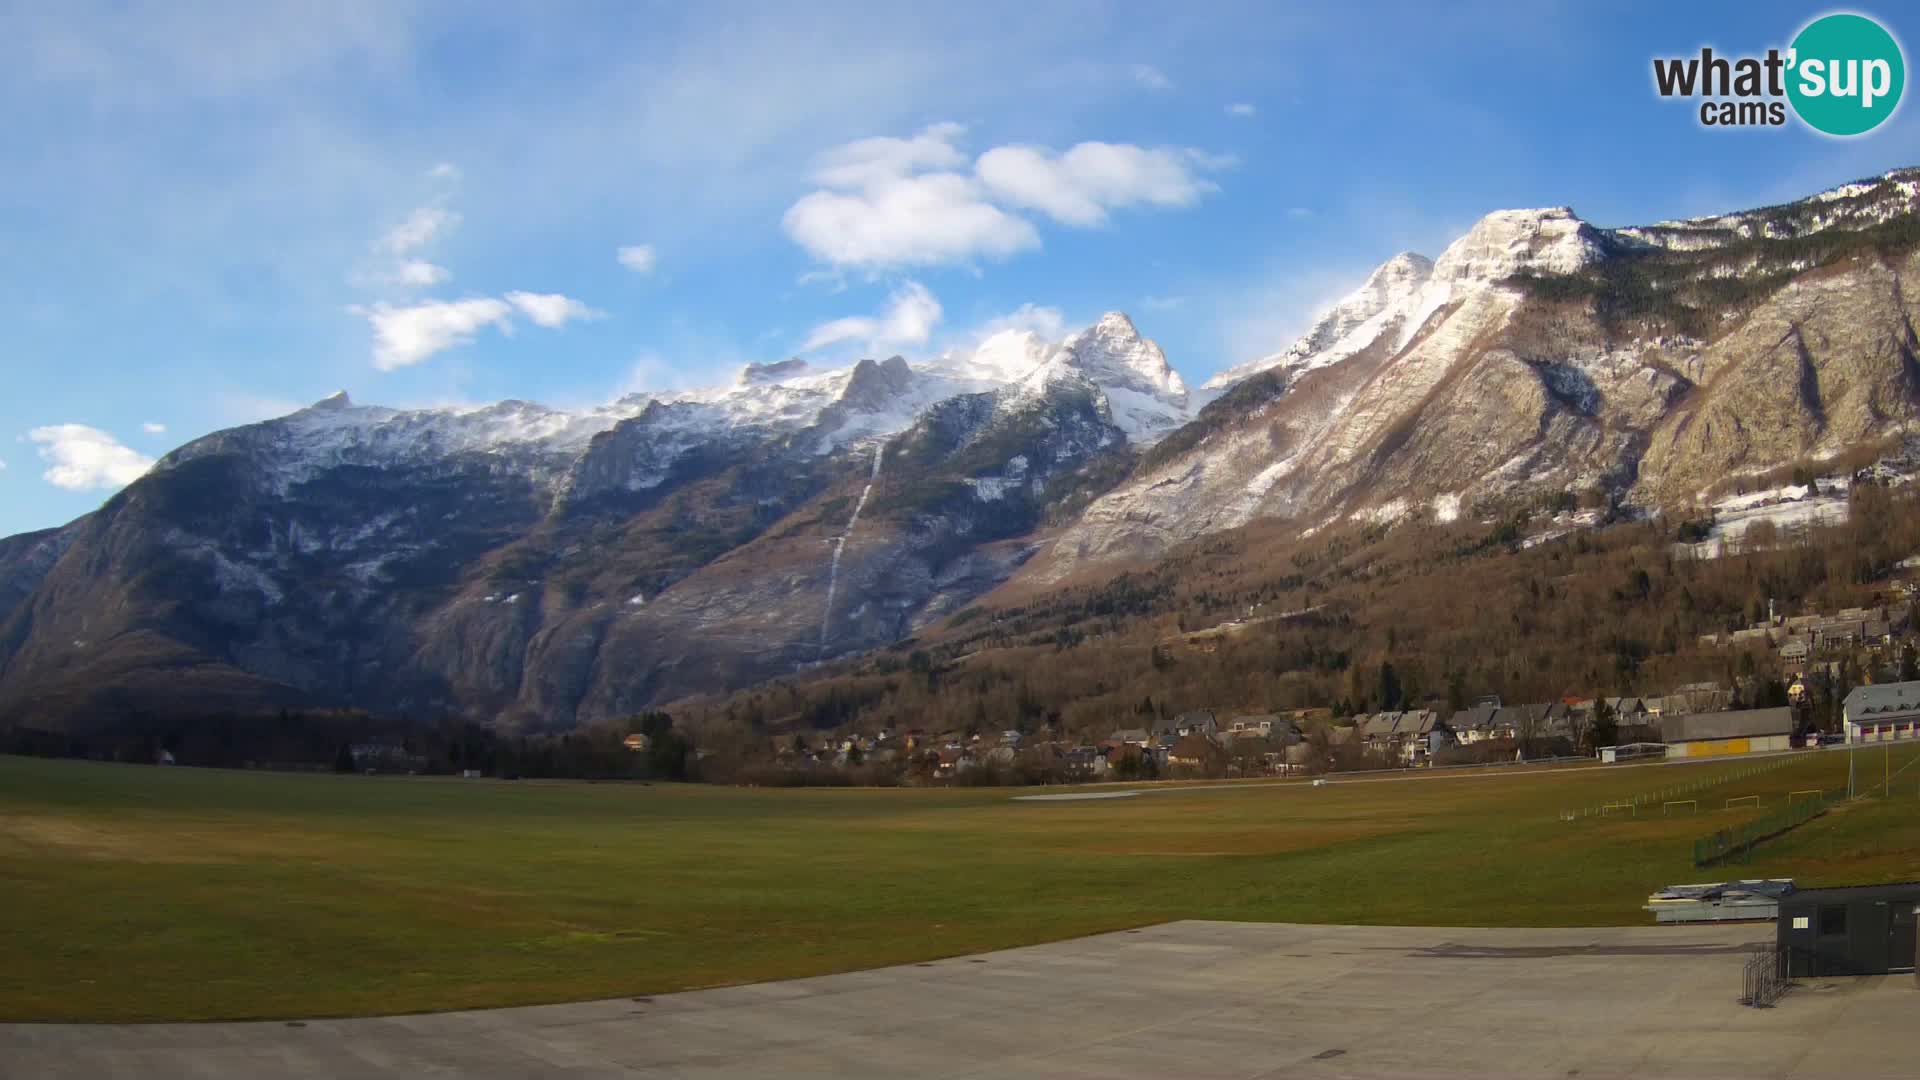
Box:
[1032,168,1920,582]
[8,170,1920,728]
[0,313,1188,728]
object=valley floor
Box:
[1,750,1917,1022]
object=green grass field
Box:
[3,747,1919,1022]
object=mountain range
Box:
[7,169,1920,730]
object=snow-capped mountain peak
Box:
[1432,207,1606,283]
[990,312,1194,443]
[1201,208,1610,393]
[1061,311,1188,400]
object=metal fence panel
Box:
[1740,944,1790,1007]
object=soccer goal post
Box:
[1662,800,1697,815]
[1787,789,1823,805]
[1725,794,1761,810]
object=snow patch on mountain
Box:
[1204,208,1607,392]
[1039,207,1595,579]
[151,308,1202,513]
[1432,207,1606,282]
[1062,313,1188,401]
[1616,169,1920,250]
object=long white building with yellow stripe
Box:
[1658,707,1795,758]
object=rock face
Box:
[10,170,1920,728]
[1032,169,1920,582]
[0,314,1174,729]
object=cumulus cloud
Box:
[505,291,601,328]
[1131,64,1173,90]
[785,174,1038,268]
[1226,102,1257,117]
[356,291,599,369]
[810,122,969,189]
[351,185,597,367]
[976,142,1218,227]
[783,123,1226,269]
[142,421,167,434]
[28,425,156,491]
[802,281,943,353]
[359,297,513,370]
[616,244,657,273]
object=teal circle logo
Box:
[1787,13,1905,136]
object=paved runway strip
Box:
[3,921,1911,1078]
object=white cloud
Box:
[28,424,155,491]
[973,303,1066,342]
[505,290,600,328]
[360,197,459,288]
[0,457,7,471]
[802,281,942,353]
[810,122,969,189]
[353,191,597,366]
[1142,295,1186,311]
[355,291,599,368]
[1131,64,1173,90]
[783,123,1225,269]
[394,258,450,286]
[784,165,1037,269]
[381,206,459,256]
[616,243,657,273]
[1226,102,1257,117]
[359,297,512,370]
[975,142,1219,227]
[427,162,461,181]
[142,421,167,434]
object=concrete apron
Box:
[2,921,1913,1079]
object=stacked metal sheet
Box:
[1646,879,1796,923]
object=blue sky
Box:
[5,1,1920,538]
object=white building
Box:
[1843,682,1920,743]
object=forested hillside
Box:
[680,477,1920,751]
